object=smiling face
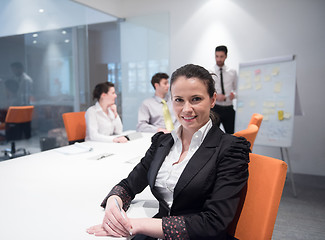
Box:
[171,76,216,135]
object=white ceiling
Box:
[0,0,117,38]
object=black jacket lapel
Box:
[148,135,174,189]
[173,125,224,201]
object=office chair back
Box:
[62,111,86,144]
[249,113,263,129]
[0,106,35,140]
[234,113,263,151]
[233,124,259,151]
[228,153,287,240]
[5,106,34,123]
[1,106,34,158]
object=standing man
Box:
[137,72,177,133]
[211,45,237,133]
[6,62,33,106]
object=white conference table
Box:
[0,132,158,240]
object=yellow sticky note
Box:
[278,110,284,121]
[277,101,285,108]
[263,101,269,107]
[254,75,261,82]
[262,108,269,115]
[264,75,271,82]
[272,67,280,76]
[274,82,282,93]
[255,82,262,90]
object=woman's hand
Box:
[87,196,132,237]
[86,224,108,236]
[110,104,118,118]
[113,136,128,143]
[157,128,170,134]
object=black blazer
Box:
[103,123,250,239]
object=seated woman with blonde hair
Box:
[85,82,127,143]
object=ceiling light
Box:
[39,9,44,13]
[62,30,67,35]
[33,40,37,44]
[64,39,70,43]
[32,33,38,38]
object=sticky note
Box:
[283,112,291,119]
[255,82,262,90]
[255,69,261,75]
[272,67,280,76]
[254,75,261,82]
[274,82,282,93]
[278,110,284,121]
[277,101,285,108]
[264,75,271,82]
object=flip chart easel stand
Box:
[280,147,297,197]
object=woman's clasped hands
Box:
[87,197,133,237]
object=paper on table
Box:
[126,200,158,219]
[125,155,142,164]
[55,142,93,155]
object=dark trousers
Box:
[211,105,235,134]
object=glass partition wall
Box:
[0,9,169,153]
[0,26,88,146]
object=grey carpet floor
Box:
[272,174,325,240]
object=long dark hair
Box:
[170,64,219,124]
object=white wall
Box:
[76,0,325,176]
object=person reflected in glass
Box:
[87,64,250,239]
[6,62,33,106]
[85,82,128,143]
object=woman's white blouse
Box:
[155,119,212,208]
[85,102,123,142]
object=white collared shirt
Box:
[155,119,213,208]
[211,64,237,106]
[85,102,123,142]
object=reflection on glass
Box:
[0,26,88,148]
[121,13,170,130]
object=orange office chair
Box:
[0,106,34,158]
[62,111,86,144]
[228,153,287,240]
[234,113,263,151]
[233,124,259,151]
[249,113,263,129]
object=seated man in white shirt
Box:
[136,73,178,133]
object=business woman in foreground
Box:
[87,64,250,239]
